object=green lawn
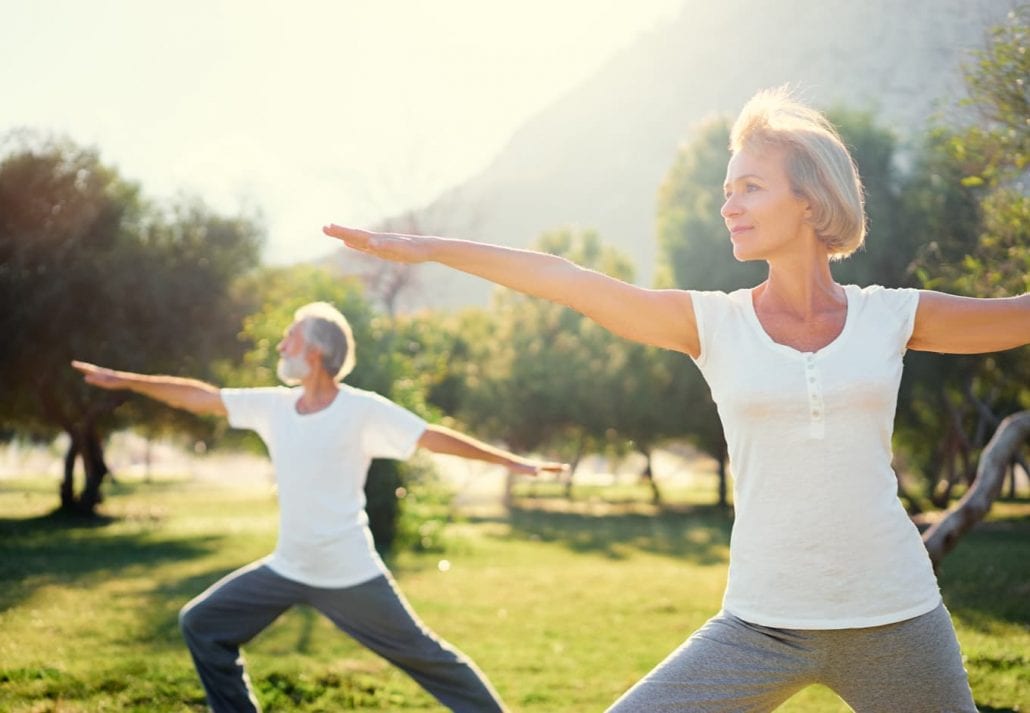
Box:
[1,475,1027,712]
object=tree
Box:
[896,7,1029,511]
[922,411,1030,568]
[451,229,636,500]
[0,133,262,514]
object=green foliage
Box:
[0,132,262,512]
[914,4,1028,298]
[454,229,636,460]
[893,7,1030,502]
[824,108,917,288]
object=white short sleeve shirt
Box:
[221,384,427,588]
[690,284,941,629]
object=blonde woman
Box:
[324,88,1028,712]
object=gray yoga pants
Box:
[179,561,505,712]
[607,603,976,712]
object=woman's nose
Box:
[721,195,741,218]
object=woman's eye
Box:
[745,183,760,192]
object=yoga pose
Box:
[324,88,1029,711]
[74,301,564,713]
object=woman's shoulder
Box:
[846,284,920,324]
[847,283,918,304]
[689,287,753,310]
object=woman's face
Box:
[721,145,811,263]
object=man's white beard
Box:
[276,353,310,385]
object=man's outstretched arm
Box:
[71,361,227,417]
[417,425,567,476]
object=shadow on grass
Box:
[504,500,732,565]
[935,512,1030,631]
[0,509,226,615]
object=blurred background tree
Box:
[0,133,262,514]
[896,5,1029,510]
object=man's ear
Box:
[304,345,325,371]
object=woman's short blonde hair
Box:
[730,86,866,259]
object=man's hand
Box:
[509,460,570,477]
[70,360,227,416]
[71,360,130,390]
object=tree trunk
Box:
[641,449,661,505]
[57,421,111,516]
[894,471,924,515]
[563,436,586,501]
[716,444,729,509]
[38,381,123,516]
[60,434,78,510]
[77,421,109,513]
[923,410,1030,569]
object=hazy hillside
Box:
[330,0,1014,310]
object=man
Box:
[72,301,565,713]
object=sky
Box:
[1,0,684,264]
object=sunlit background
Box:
[0,0,682,264]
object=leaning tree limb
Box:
[923,410,1030,568]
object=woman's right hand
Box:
[322,225,433,264]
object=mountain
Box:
[329,0,1015,311]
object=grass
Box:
[0,475,1027,712]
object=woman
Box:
[324,88,1028,712]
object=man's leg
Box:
[605,611,817,712]
[822,603,977,713]
[179,561,301,713]
[308,573,506,713]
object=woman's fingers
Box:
[322,224,372,251]
[323,224,428,263]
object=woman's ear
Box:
[800,196,814,222]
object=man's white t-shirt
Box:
[221,384,427,588]
[690,284,941,629]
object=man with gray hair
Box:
[72,301,565,713]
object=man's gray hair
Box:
[294,302,356,381]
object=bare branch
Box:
[923,410,1030,568]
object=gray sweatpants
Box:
[607,603,976,712]
[178,561,506,713]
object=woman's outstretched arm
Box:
[909,291,1030,354]
[323,225,700,357]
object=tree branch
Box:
[922,410,1030,568]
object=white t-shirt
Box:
[221,384,427,588]
[690,284,941,629]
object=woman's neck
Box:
[758,250,842,319]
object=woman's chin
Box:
[731,246,761,263]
